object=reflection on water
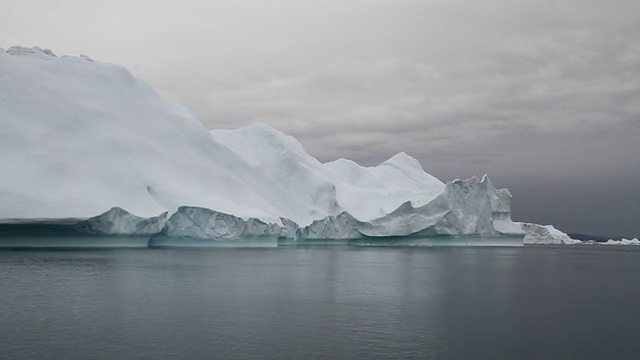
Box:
[1,246,639,359]
[0,234,524,249]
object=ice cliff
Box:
[0,46,570,245]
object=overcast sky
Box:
[1,0,639,237]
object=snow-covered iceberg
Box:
[520,223,580,245]
[600,238,640,246]
[0,46,573,246]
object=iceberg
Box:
[520,223,580,245]
[0,46,573,246]
[600,238,640,246]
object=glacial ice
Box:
[601,238,640,246]
[150,207,281,247]
[78,207,168,235]
[520,223,581,245]
[298,212,364,241]
[0,46,578,246]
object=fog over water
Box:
[1,0,638,237]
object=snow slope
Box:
[0,47,570,244]
[0,46,283,221]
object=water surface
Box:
[1,245,639,359]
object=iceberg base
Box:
[348,235,524,247]
[149,235,279,248]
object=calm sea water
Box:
[1,245,639,359]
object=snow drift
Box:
[0,46,569,246]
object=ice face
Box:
[162,206,281,241]
[149,207,281,248]
[78,207,168,235]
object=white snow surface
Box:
[0,47,570,242]
[0,46,287,222]
[210,124,444,223]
